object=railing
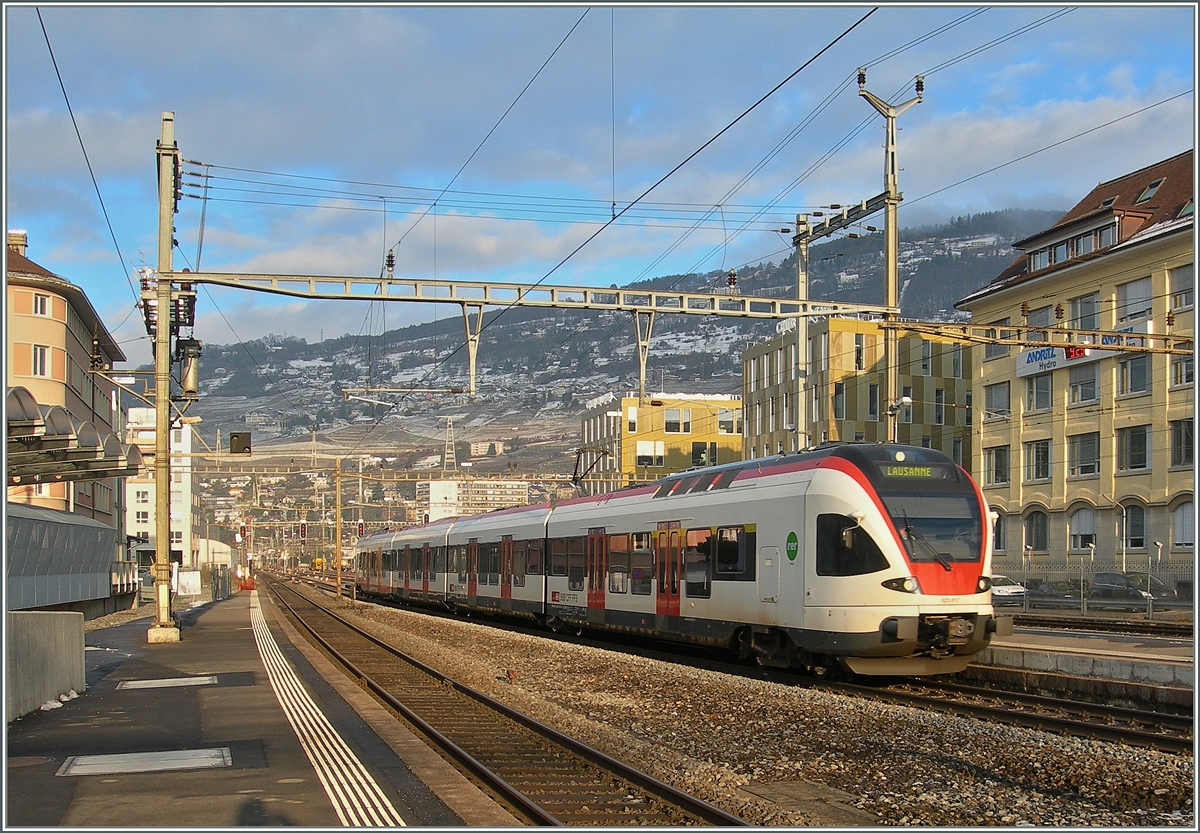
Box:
[110,560,138,594]
[993,560,1194,619]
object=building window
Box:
[951,344,963,379]
[136,511,149,524]
[992,511,1007,552]
[136,490,149,504]
[1068,363,1098,403]
[1069,507,1096,550]
[854,333,865,371]
[1073,231,1094,257]
[1028,249,1050,271]
[901,386,913,424]
[984,318,1012,360]
[1171,419,1194,467]
[1069,292,1100,330]
[664,409,691,433]
[920,340,932,375]
[921,436,932,449]
[1026,305,1052,341]
[627,406,637,434]
[33,293,50,316]
[1118,355,1150,395]
[32,345,50,377]
[1024,440,1051,481]
[833,382,845,420]
[867,384,879,422]
[1173,502,1194,548]
[1117,425,1150,471]
[934,389,945,425]
[1097,224,1116,248]
[984,381,1010,419]
[717,408,739,434]
[691,442,710,467]
[1135,177,1164,204]
[1068,432,1100,476]
[636,440,664,467]
[1171,264,1194,309]
[1117,277,1153,323]
[1025,373,1052,412]
[1024,511,1049,551]
[1172,349,1194,386]
[1123,504,1146,549]
[951,437,963,466]
[984,446,1010,485]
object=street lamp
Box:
[1023,545,1032,613]
[1084,542,1096,616]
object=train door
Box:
[467,540,479,598]
[402,546,411,594]
[586,528,606,612]
[422,544,432,594]
[759,546,780,603]
[500,537,513,601]
[655,527,682,618]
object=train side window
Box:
[408,545,419,581]
[711,470,738,490]
[550,538,568,576]
[568,536,586,591]
[630,532,653,594]
[653,480,676,499]
[512,540,527,587]
[684,528,712,598]
[433,546,446,574]
[454,545,467,583]
[670,475,700,496]
[815,514,889,576]
[690,472,719,492]
[712,526,756,580]
[486,542,500,586]
[607,534,629,593]
[527,539,543,575]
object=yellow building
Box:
[956,150,1193,570]
[578,391,743,494]
[742,317,973,466]
[6,230,127,527]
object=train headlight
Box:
[881,576,922,594]
[977,576,992,593]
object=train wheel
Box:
[811,662,834,680]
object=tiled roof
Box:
[959,149,1193,305]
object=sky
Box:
[4,3,1196,369]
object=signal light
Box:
[240,524,247,538]
[357,522,364,537]
[300,522,307,539]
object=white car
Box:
[990,575,1026,605]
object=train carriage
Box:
[354,443,1011,677]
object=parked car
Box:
[990,575,1026,606]
[1087,571,1175,608]
[1027,579,1083,608]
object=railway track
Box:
[292,576,1193,756]
[262,577,748,827]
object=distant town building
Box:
[124,407,202,569]
[417,479,529,522]
[469,440,506,457]
[742,318,972,466]
[956,149,1193,569]
[577,391,744,494]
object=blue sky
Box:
[5,3,1195,368]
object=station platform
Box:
[4,590,519,828]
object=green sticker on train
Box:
[786,532,798,561]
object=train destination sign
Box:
[880,464,935,478]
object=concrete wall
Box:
[6,611,85,721]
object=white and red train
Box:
[354,443,1012,677]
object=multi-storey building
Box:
[417,479,529,522]
[742,318,973,466]
[6,230,126,526]
[956,149,1193,569]
[578,391,743,494]
[124,406,202,568]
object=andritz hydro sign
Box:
[1016,343,1115,377]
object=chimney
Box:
[8,229,28,257]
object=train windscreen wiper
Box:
[902,509,953,571]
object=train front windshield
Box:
[845,447,984,566]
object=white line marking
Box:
[250,591,406,826]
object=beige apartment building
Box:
[6,230,126,527]
[956,150,1193,569]
[578,391,744,494]
[742,318,973,465]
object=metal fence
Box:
[993,560,1194,619]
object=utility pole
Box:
[149,112,180,643]
[793,214,811,451]
[859,69,922,444]
[334,457,343,600]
